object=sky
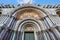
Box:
[0,0,60,6]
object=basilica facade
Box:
[0,4,60,40]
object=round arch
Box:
[11,5,48,19]
[18,19,41,32]
[12,5,46,15]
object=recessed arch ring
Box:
[18,19,41,32]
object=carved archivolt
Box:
[13,8,46,20]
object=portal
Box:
[24,32,35,40]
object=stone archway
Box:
[18,19,41,40]
[12,6,47,20]
[18,19,41,31]
[12,6,48,40]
